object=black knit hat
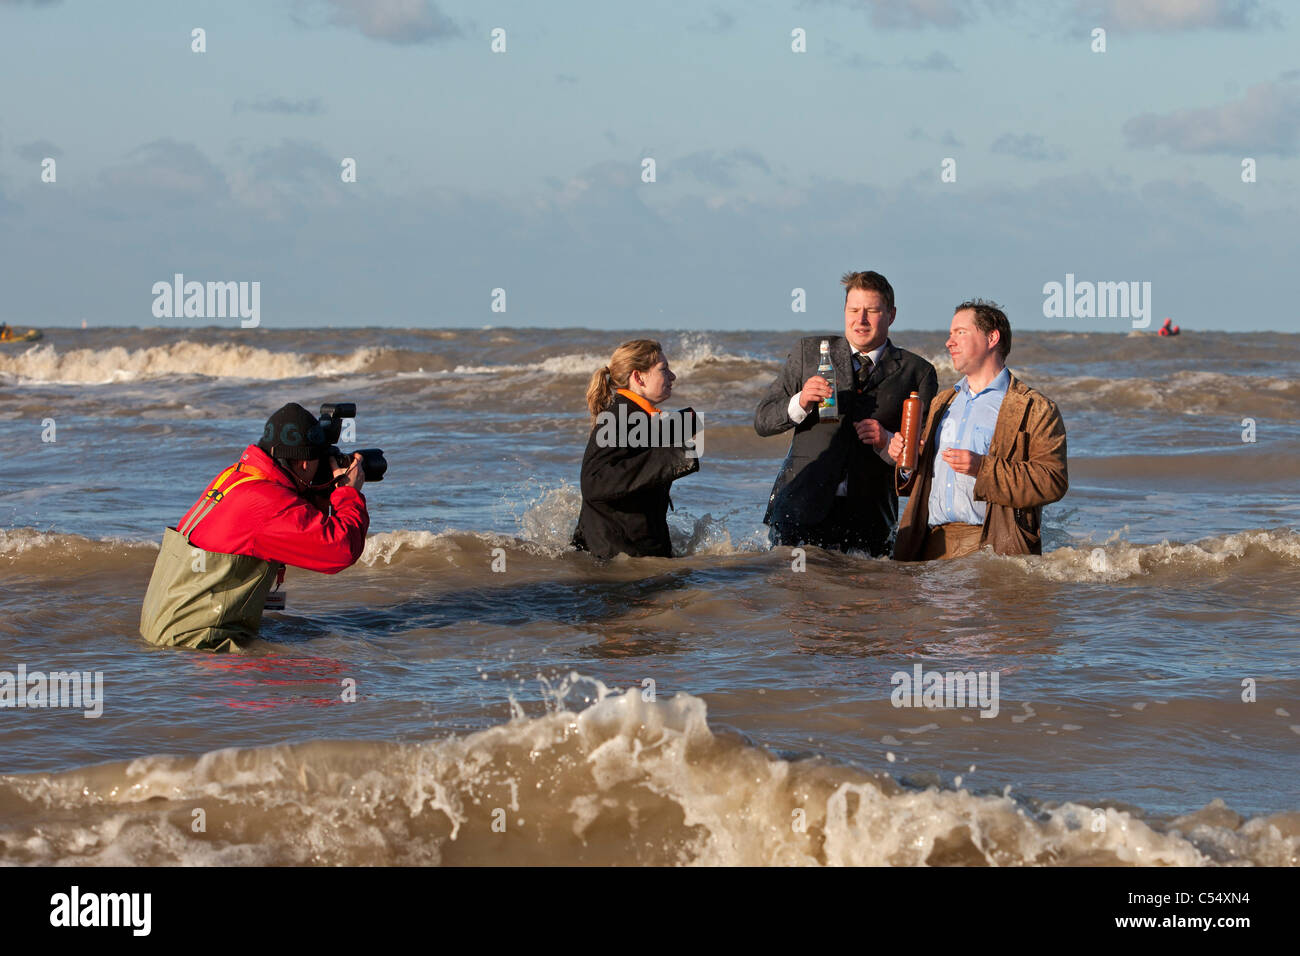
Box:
[258,403,329,460]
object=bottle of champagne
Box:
[817,340,838,421]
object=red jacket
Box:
[184,444,369,573]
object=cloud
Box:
[908,127,965,147]
[0,185,19,219]
[821,0,1279,32]
[100,140,228,205]
[0,0,62,6]
[233,96,325,116]
[548,159,641,208]
[228,140,348,219]
[990,132,1068,161]
[691,7,737,33]
[673,149,771,188]
[836,51,883,69]
[319,0,461,44]
[4,134,1295,331]
[1123,78,1300,155]
[555,74,578,85]
[841,0,981,29]
[826,38,959,71]
[16,139,62,161]
[1070,0,1280,31]
[901,50,959,70]
[245,140,338,179]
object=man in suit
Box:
[755,270,938,555]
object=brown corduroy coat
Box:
[893,372,1068,561]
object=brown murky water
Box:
[1,327,1297,864]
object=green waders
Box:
[139,464,284,652]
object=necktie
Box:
[854,353,873,390]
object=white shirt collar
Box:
[852,339,888,365]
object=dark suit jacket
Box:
[755,336,938,540]
[573,393,700,558]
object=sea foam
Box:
[1,679,1293,866]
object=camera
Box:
[318,402,387,482]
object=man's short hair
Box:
[955,298,1011,359]
[841,271,895,311]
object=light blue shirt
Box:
[928,367,1010,527]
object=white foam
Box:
[450,352,609,377]
[358,528,566,567]
[0,342,383,385]
[926,352,957,374]
[449,338,758,380]
[0,528,156,558]
[1049,370,1298,415]
[3,681,1292,866]
[516,483,582,549]
[1007,529,1300,582]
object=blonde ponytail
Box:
[585,365,615,420]
[586,339,663,420]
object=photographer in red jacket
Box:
[139,402,371,651]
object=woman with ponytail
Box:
[573,340,700,558]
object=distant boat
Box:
[0,327,42,343]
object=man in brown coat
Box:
[890,300,1067,560]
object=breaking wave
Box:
[0,334,764,387]
[1,680,1293,865]
[1000,529,1300,583]
[7,526,1299,581]
[0,342,382,385]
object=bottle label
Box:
[819,367,837,415]
[817,344,837,418]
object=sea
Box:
[0,326,1296,866]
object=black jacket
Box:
[573,393,700,558]
[755,336,938,539]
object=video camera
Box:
[318,403,387,482]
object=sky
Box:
[0,0,1297,331]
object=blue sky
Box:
[1,0,1297,331]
